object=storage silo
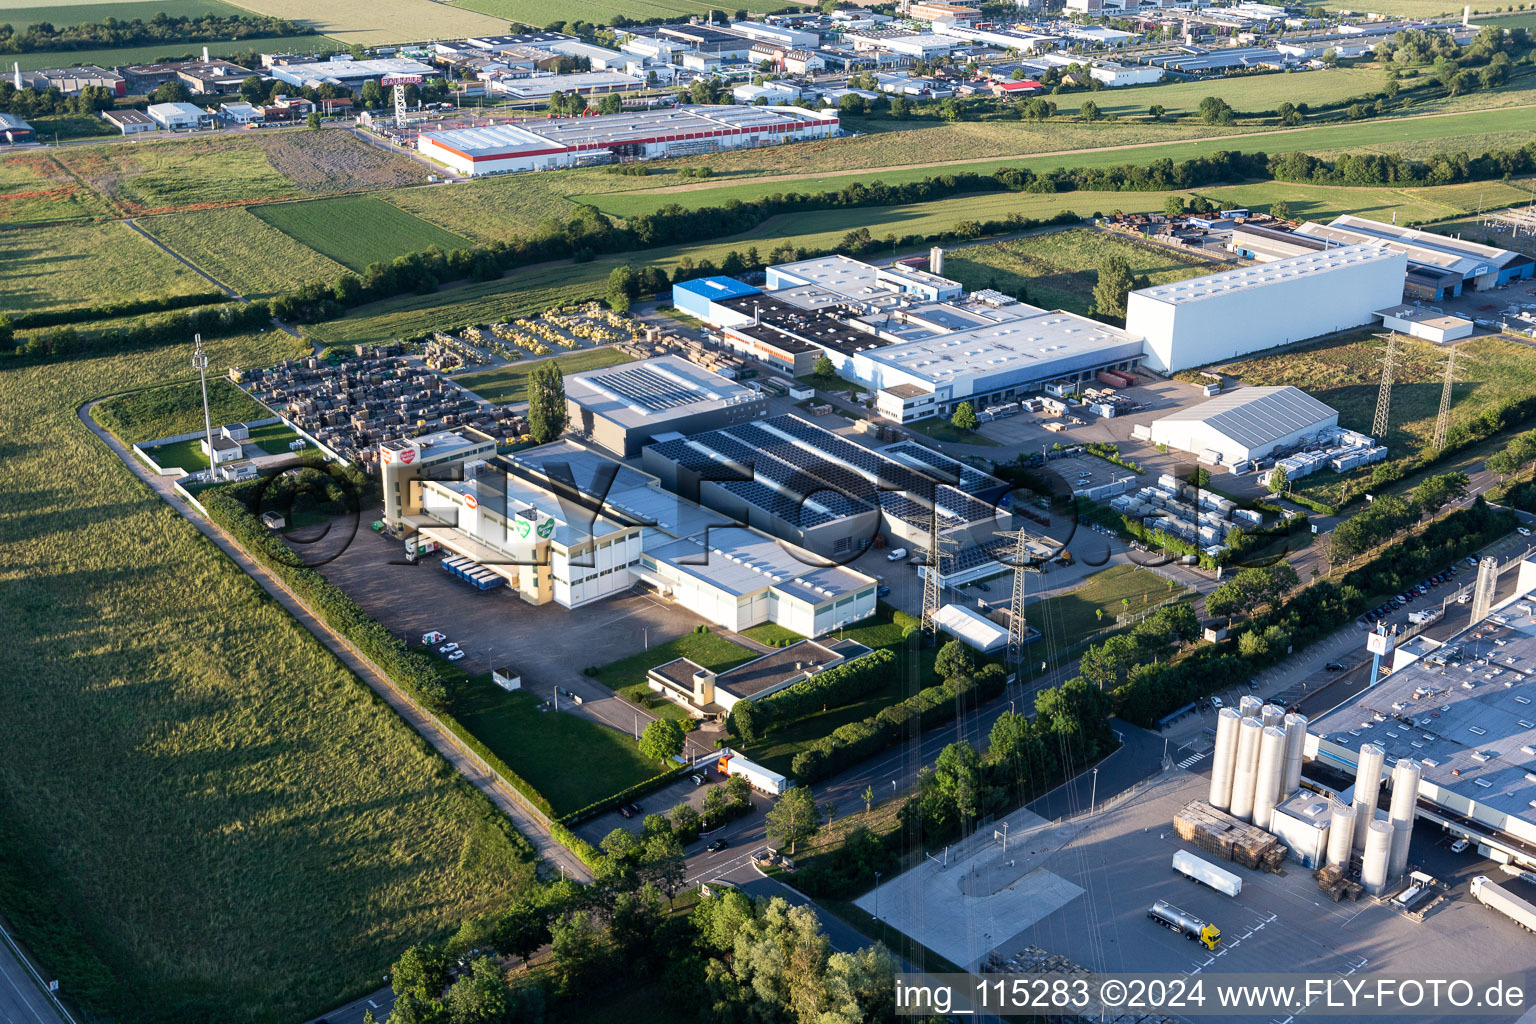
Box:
[1230,716,1264,822]
[1281,713,1308,797]
[1208,707,1242,811]
[1352,744,1386,853]
[1239,695,1262,720]
[1387,758,1422,879]
[1361,819,1394,896]
[1252,725,1288,830]
[1261,704,1284,730]
[1326,799,1356,868]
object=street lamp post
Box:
[1090,768,1099,815]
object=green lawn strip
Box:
[94,378,271,443]
[455,347,636,404]
[450,675,663,817]
[246,420,303,454]
[741,623,804,647]
[590,629,760,713]
[252,195,471,273]
[1029,564,1190,650]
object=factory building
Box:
[563,355,768,457]
[668,276,762,324]
[268,56,438,89]
[1306,572,1536,871]
[641,414,1014,585]
[1128,244,1408,373]
[417,104,838,176]
[1147,386,1340,470]
[1295,215,1535,300]
[648,636,872,718]
[1375,305,1475,344]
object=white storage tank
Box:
[1208,707,1242,811]
[1252,725,1288,830]
[1230,716,1264,822]
[1326,798,1356,869]
[1361,819,1394,896]
[1353,743,1386,853]
[1239,695,1262,720]
[1260,704,1284,730]
[1281,713,1307,796]
[1387,758,1422,879]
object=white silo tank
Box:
[1239,695,1262,720]
[1208,707,1242,811]
[1281,712,1308,797]
[1387,758,1422,879]
[1326,799,1356,868]
[1230,716,1264,822]
[1361,819,1394,896]
[1261,704,1284,730]
[1352,743,1386,853]
[1252,725,1288,830]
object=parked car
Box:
[887,547,908,561]
[438,642,460,654]
[690,773,706,787]
[707,838,729,853]
[618,805,634,819]
[447,650,466,662]
[876,586,891,598]
[1325,662,1345,672]
[1520,527,1532,537]
[1451,838,1470,853]
[1210,696,1224,709]
[624,802,643,817]
[973,582,991,592]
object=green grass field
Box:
[56,136,300,214]
[1027,564,1190,652]
[1196,177,1536,226]
[0,329,539,1023]
[453,348,638,404]
[455,0,791,28]
[572,105,1536,219]
[0,0,249,28]
[140,207,348,298]
[252,196,471,272]
[0,220,214,315]
[589,629,760,721]
[5,34,340,71]
[452,679,664,815]
[0,151,114,225]
[95,378,273,443]
[943,228,1224,317]
[1088,66,1397,119]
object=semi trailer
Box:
[1148,900,1221,950]
[1470,876,1536,933]
[1172,850,1243,897]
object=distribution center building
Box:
[1128,244,1408,373]
[416,105,839,176]
[563,354,768,457]
[1147,386,1339,468]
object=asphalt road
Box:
[0,933,64,1024]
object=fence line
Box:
[0,925,76,1024]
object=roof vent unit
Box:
[1474,778,1493,788]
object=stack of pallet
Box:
[1174,801,1289,874]
[1315,864,1363,902]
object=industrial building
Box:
[669,276,762,323]
[1376,304,1475,344]
[488,71,643,102]
[146,102,214,130]
[1305,567,1536,871]
[416,104,838,176]
[1295,215,1535,300]
[642,414,1013,584]
[1128,244,1409,373]
[25,64,125,95]
[1146,386,1340,470]
[647,636,872,718]
[0,112,33,144]
[381,432,879,625]
[268,56,438,88]
[563,354,768,457]
[101,109,157,135]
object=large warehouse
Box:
[564,355,768,457]
[416,105,839,176]
[1147,386,1339,468]
[1295,214,1535,301]
[1128,244,1408,373]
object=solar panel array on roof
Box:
[588,366,710,412]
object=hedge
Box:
[10,289,228,330]
[12,299,274,362]
[559,766,688,826]
[755,647,895,732]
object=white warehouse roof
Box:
[1133,244,1399,306]
[1153,386,1338,452]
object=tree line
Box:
[0,13,303,54]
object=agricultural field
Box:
[382,169,640,241]
[0,151,113,225]
[0,0,251,29]
[0,329,540,1023]
[457,347,636,404]
[942,228,1224,317]
[1088,66,1396,120]
[454,0,793,28]
[0,220,214,315]
[571,105,1536,218]
[231,0,509,44]
[452,680,663,816]
[6,35,340,71]
[256,131,432,195]
[252,196,471,272]
[1209,332,1536,500]
[1321,0,1460,15]
[95,378,271,444]
[139,207,347,298]
[1194,176,1536,227]
[55,136,298,214]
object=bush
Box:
[755,648,895,733]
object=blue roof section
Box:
[672,276,760,302]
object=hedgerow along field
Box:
[252,195,472,272]
[5,34,340,72]
[455,0,793,28]
[0,220,215,315]
[139,206,348,298]
[0,330,540,1023]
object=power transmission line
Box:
[1372,331,1399,440]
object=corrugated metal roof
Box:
[1153,386,1337,449]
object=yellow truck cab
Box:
[1198,923,1221,951]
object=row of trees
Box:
[0,13,301,54]
[1329,471,1470,561]
[731,648,895,742]
[0,81,115,117]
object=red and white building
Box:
[415,104,839,177]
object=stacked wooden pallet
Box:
[1173,801,1289,874]
[1315,864,1363,902]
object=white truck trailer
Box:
[1172,850,1242,897]
[1470,875,1536,933]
